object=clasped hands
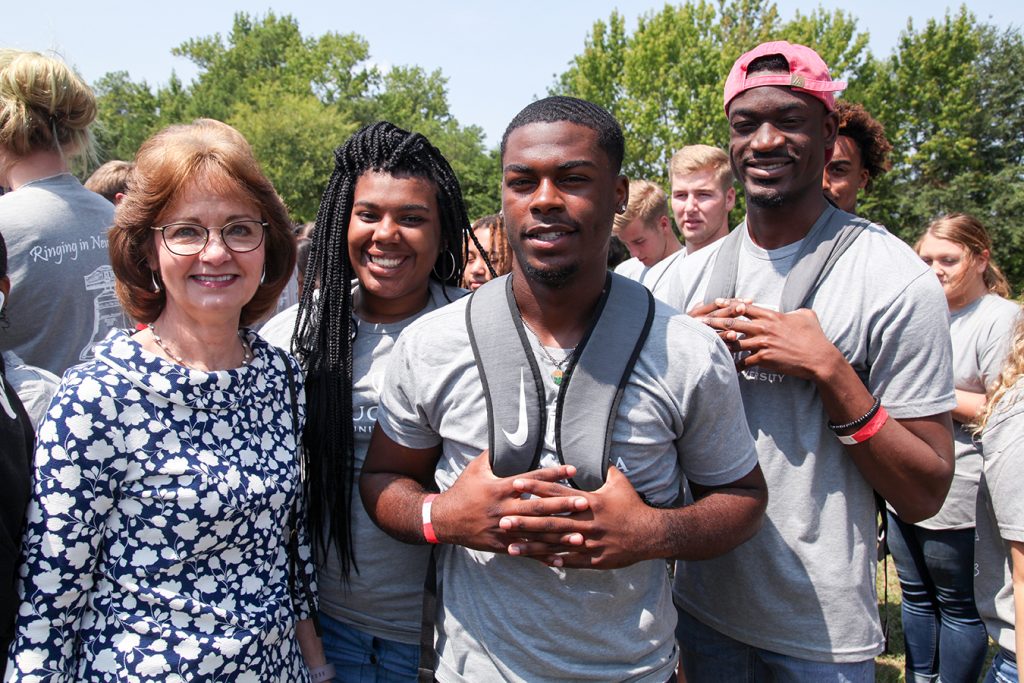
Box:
[688,297,840,380]
[430,451,655,570]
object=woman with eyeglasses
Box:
[5,119,328,681]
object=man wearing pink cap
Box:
[669,41,956,680]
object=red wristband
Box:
[422,494,440,544]
[837,405,889,445]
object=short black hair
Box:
[746,54,790,76]
[500,96,625,172]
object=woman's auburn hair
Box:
[108,119,296,327]
[915,212,1011,299]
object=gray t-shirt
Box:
[377,290,759,682]
[657,237,724,310]
[920,294,1019,530]
[262,281,461,643]
[672,209,956,663]
[976,379,1024,655]
[0,174,124,375]
[613,250,684,298]
[0,350,59,429]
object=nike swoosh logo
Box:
[501,368,529,447]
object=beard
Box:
[521,258,579,288]
[746,186,786,209]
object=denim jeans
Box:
[983,648,1019,683]
[319,611,419,683]
[674,606,874,682]
[886,512,988,683]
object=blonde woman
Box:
[0,49,124,375]
[975,315,1024,682]
[887,213,1019,682]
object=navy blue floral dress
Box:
[5,329,314,682]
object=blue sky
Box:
[5,1,1022,146]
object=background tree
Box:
[553,0,867,185]
[554,2,1024,290]
[89,11,500,223]
[848,8,1024,289]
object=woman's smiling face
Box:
[347,171,441,320]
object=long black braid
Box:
[291,121,471,577]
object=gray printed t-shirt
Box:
[377,291,759,682]
[672,209,956,663]
[920,294,1019,530]
[613,250,684,298]
[0,174,124,375]
[976,379,1024,655]
[262,281,461,643]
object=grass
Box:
[874,556,999,682]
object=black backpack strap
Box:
[468,273,654,491]
[467,275,547,477]
[557,274,655,491]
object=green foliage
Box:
[89,11,499,223]
[554,0,867,188]
[556,2,1024,291]
[849,8,1024,291]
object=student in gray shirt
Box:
[0,50,125,376]
[274,122,472,683]
[975,316,1024,683]
[671,41,955,681]
[884,213,1020,683]
[361,96,767,683]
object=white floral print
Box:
[5,329,314,682]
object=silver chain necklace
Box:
[519,317,577,386]
[148,323,251,370]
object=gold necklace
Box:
[519,317,576,386]
[148,323,251,370]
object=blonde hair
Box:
[613,179,668,233]
[915,213,1011,298]
[0,50,97,168]
[977,312,1024,432]
[669,144,733,193]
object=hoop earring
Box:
[432,249,457,282]
[260,264,267,285]
[150,270,161,293]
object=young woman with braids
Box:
[461,213,511,291]
[263,121,472,681]
[885,213,1020,683]
[975,315,1024,683]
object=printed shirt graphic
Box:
[0,174,127,376]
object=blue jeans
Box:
[983,649,1019,683]
[674,606,874,682]
[319,611,419,683]
[886,512,988,683]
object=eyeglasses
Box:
[152,220,267,256]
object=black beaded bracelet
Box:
[828,396,881,432]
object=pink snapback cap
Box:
[724,41,847,113]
